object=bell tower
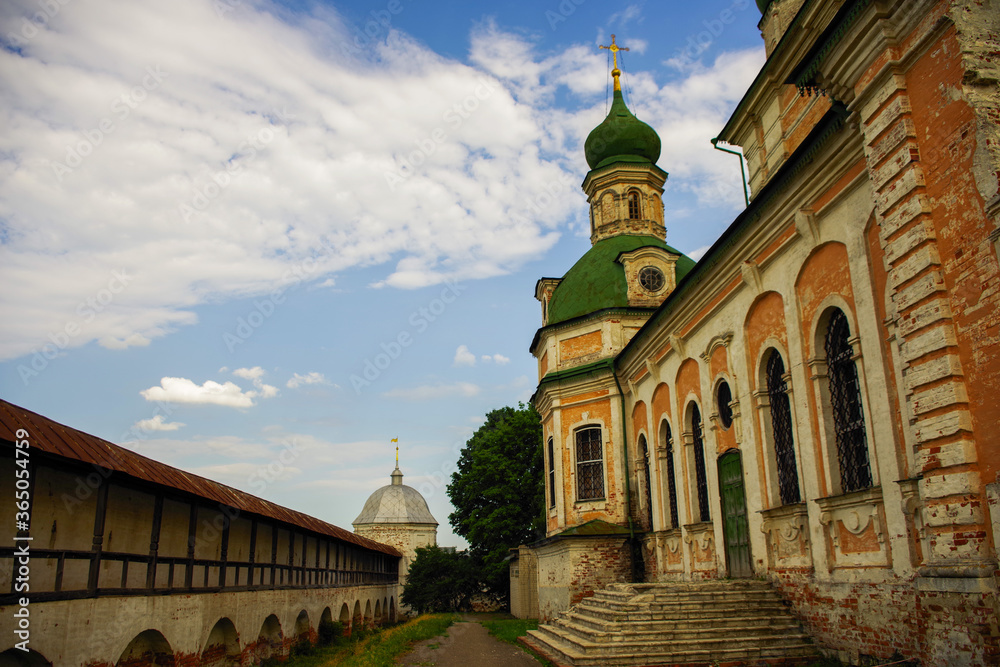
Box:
[583,35,668,244]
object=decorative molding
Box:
[644,359,659,384]
[740,260,763,296]
[815,487,888,568]
[668,333,686,359]
[761,503,812,569]
[794,208,819,245]
[701,331,734,362]
[807,356,828,380]
[682,522,714,553]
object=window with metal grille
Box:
[825,309,873,493]
[576,427,604,500]
[664,423,679,528]
[766,351,800,504]
[628,191,641,219]
[691,404,711,522]
[547,437,556,508]
[716,380,733,429]
[639,435,653,530]
[638,266,665,293]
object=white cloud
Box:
[231,366,278,398]
[191,462,302,488]
[286,371,327,388]
[687,244,712,261]
[481,353,510,364]
[140,377,259,408]
[382,382,481,401]
[100,332,152,350]
[453,344,477,367]
[133,414,185,432]
[609,5,644,28]
[0,2,762,361]
[0,0,574,361]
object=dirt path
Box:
[395,615,544,666]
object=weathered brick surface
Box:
[772,573,999,666]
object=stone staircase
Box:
[520,579,823,666]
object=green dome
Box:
[546,235,696,325]
[584,88,661,170]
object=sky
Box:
[0,0,766,548]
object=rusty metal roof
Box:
[0,399,400,557]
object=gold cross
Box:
[599,34,629,72]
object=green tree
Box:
[447,402,544,607]
[401,546,477,613]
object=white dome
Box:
[352,467,438,526]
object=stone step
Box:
[525,579,823,666]
[563,609,798,634]
[590,588,784,605]
[534,623,815,655]
[523,629,820,667]
[573,600,790,621]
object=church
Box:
[511,0,1000,665]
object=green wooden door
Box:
[718,450,752,578]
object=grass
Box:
[266,613,458,667]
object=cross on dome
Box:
[599,34,629,90]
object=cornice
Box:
[529,306,658,355]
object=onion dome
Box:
[352,467,437,526]
[584,87,662,171]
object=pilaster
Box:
[858,70,986,570]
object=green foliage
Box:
[401,545,478,614]
[272,614,457,667]
[317,618,343,646]
[291,637,313,656]
[447,402,544,606]
[480,617,539,644]
[338,614,457,667]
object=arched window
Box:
[766,351,800,504]
[716,380,733,429]
[547,437,556,508]
[663,422,679,528]
[691,404,710,522]
[639,435,653,530]
[576,426,604,500]
[825,309,872,493]
[628,191,641,219]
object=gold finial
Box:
[599,34,629,91]
[391,437,399,466]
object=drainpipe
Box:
[711,137,750,207]
[612,371,640,582]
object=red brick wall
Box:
[772,571,999,665]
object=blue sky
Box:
[0,0,765,547]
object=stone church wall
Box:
[533,536,630,622]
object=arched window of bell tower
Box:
[627,191,641,220]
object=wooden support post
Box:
[248,519,258,587]
[146,493,164,590]
[270,525,278,588]
[87,479,110,594]
[185,504,197,589]
[218,511,230,589]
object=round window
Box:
[717,381,733,429]
[638,266,665,293]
